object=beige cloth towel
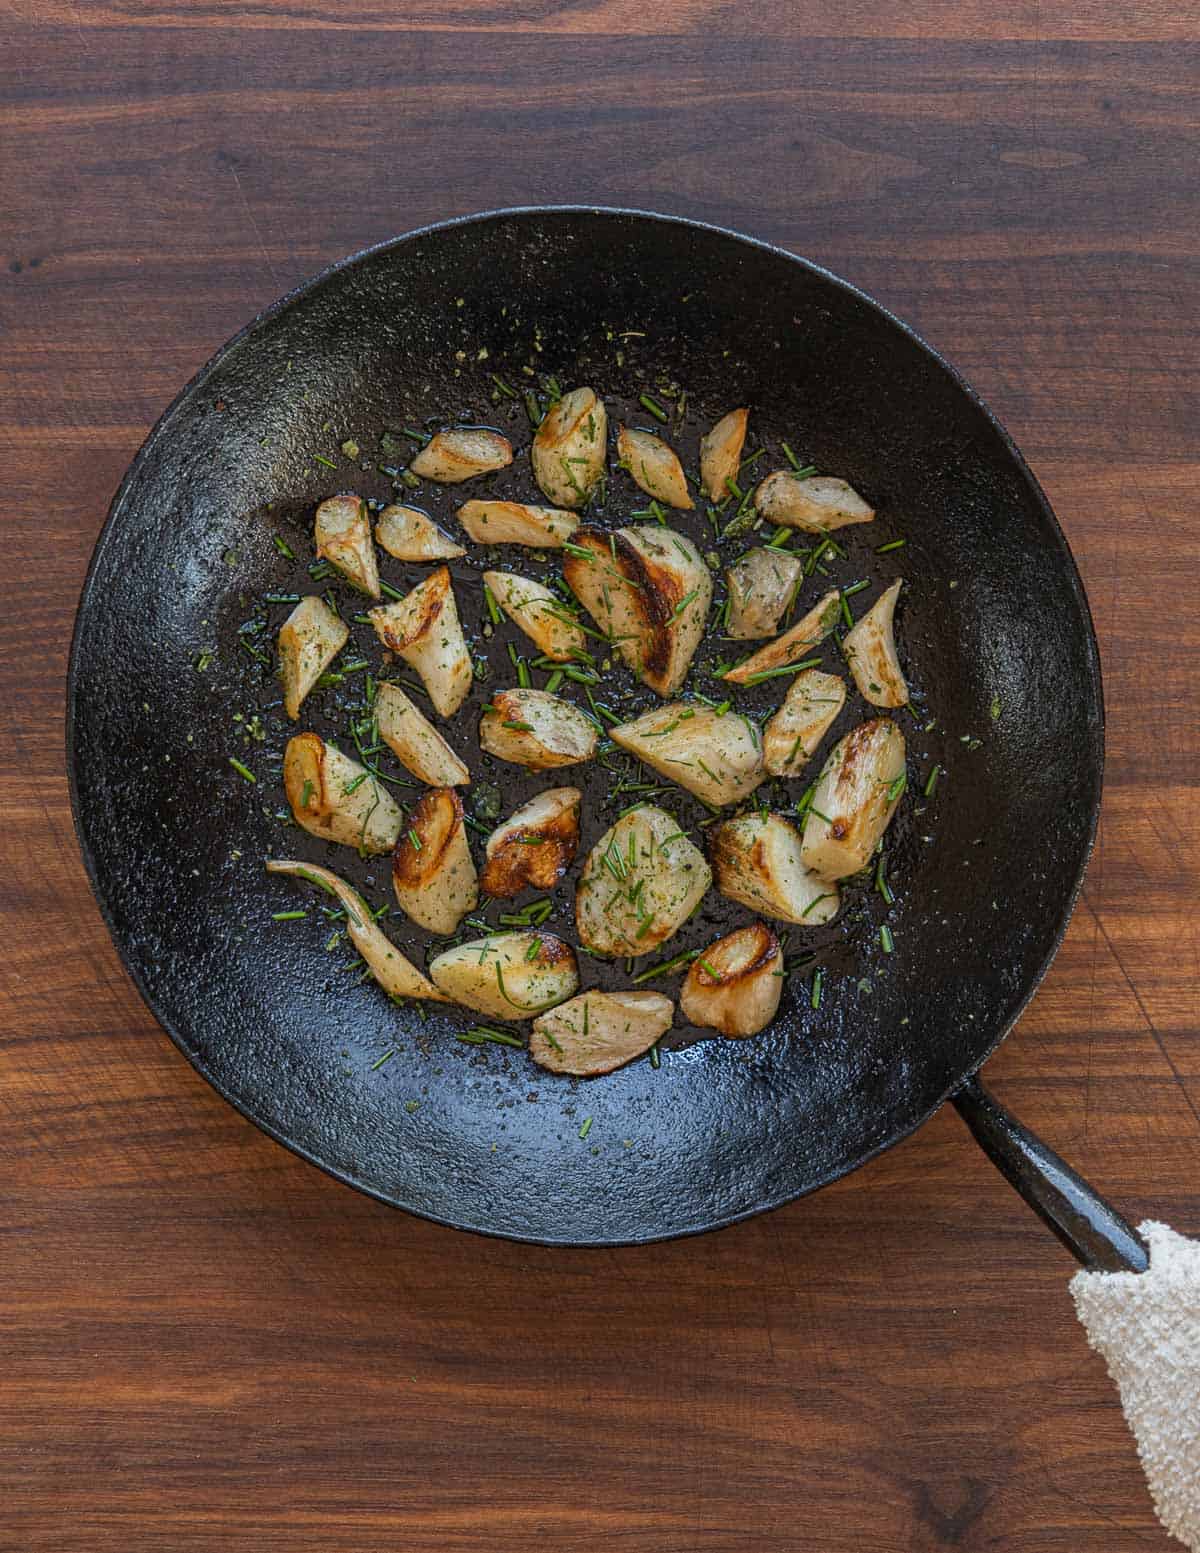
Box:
[1071,1222,1200,1550]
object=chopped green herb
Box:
[313,453,337,470]
[378,580,405,602]
[272,910,307,921]
[876,538,906,553]
[632,948,699,984]
[228,757,256,783]
[740,656,822,686]
[923,764,940,798]
[638,393,669,423]
[578,1116,593,1140]
[879,924,894,954]
[810,968,824,1009]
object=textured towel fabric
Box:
[1071,1222,1200,1551]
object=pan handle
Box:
[952,1074,1149,1272]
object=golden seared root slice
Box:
[762,670,846,777]
[375,504,465,561]
[391,787,478,935]
[575,805,711,958]
[720,589,841,686]
[800,717,906,880]
[278,595,349,721]
[479,689,597,770]
[428,932,578,1019]
[314,495,380,599]
[266,861,448,1001]
[699,408,749,503]
[375,682,469,787]
[617,425,693,509]
[725,547,805,640]
[754,472,874,533]
[531,386,607,507]
[610,703,765,808]
[680,922,783,1037]
[481,787,581,897]
[457,501,579,548]
[710,811,839,925]
[562,525,711,697]
[409,427,512,483]
[283,733,403,855]
[842,579,908,708]
[482,570,587,662]
[530,991,674,1077]
[368,566,472,718]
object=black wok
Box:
[67,207,1147,1268]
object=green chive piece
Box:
[271,910,307,921]
[923,764,940,798]
[313,453,337,470]
[272,534,295,559]
[228,757,256,783]
[876,538,906,553]
[578,1116,593,1140]
[638,393,669,423]
[880,925,894,954]
[811,969,824,1010]
[379,580,404,601]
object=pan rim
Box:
[65,204,1105,1247]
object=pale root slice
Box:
[391,787,478,935]
[375,504,465,561]
[456,500,579,548]
[699,408,749,503]
[481,787,581,897]
[282,733,402,855]
[530,991,674,1076]
[265,860,447,1001]
[278,595,349,722]
[375,682,469,787]
[562,524,712,697]
[482,570,588,662]
[842,579,909,708]
[726,547,805,640]
[479,688,597,770]
[754,472,875,533]
[720,589,841,686]
[409,427,512,483]
[610,702,765,808]
[368,566,472,718]
[762,670,846,778]
[800,718,906,880]
[680,922,783,1037]
[617,425,693,509]
[530,387,606,507]
[575,805,711,958]
[428,932,578,1020]
[710,811,839,925]
[314,495,380,599]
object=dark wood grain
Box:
[2,5,1198,1549]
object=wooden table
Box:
[3,5,1197,1549]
